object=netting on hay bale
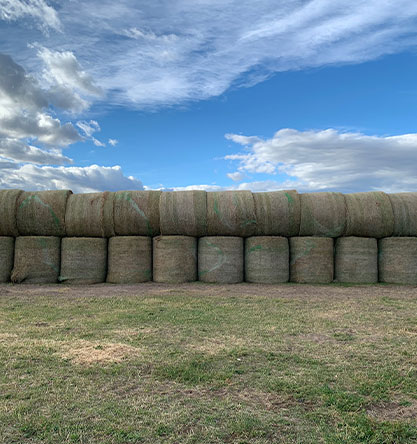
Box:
[0,189,22,236]
[388,193,417,236]
[11,236,60,284]
[245,236,289,283]
[0,237,14,282]
[107,236,152,283]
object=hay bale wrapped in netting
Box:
[11,236,60,284]
[153,236,197,283]
[388,193,417,236]
[160,191,207,237]
[299,192,346,237]
[253,190,300,236]
[60,237,107,284]
[198,236,243,283]
[379,237,417,284]
[0,189,22,236]
[107,236,152,283]
[114,190,161,236]
[16,190,71,236]
[345,192,394,238]
[334,237,377,283]
[0,237,14,282]
[290,237,333,283]
[207,191,256,237]
[65,192,115,237]
[245,236,289,283]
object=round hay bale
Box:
[345,192,394,238]
[299,192,346,237]
[153,236,197,283]
[388,193,417,236]
[114,190,161,236]
[253,190,300,236]
[334,237,377,283]
[0,236,14,282]
[0,189,22,236]
[207,191,256,237]
[245,236,289,283]
[16,190,71,236]
[160,190,207,237]
[290,237,333,283]
[65,192,115,237]
[198,236,243,283]
[379,237,417,284]
[107,236,152,283]
[11,236,60,284]
[60,237,107,284]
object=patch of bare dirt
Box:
[367,401,417,421]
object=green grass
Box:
[0,283,416,443]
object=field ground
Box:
[0,283,416,444]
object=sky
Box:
[1,0,417,193]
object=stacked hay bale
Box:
[0,189,22,236]
[0,237,14,282]
[379,238,417,284]
[388,193,417,236]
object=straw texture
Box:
[379,237,417,284]
[388,193,417,236]
[0,189,22,236]
[0,236,14,282]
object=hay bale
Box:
[153,236,197,283]
[253,190,300,236]
[198,236,243,283]
[65,192,115,237]
[11,236,60,284]
[345,192,394,238]
[207,191,256,237]
[114,190,161,236]
[245,236,289,283]
[160,191,207,236]
[290,237,333,283]
[107,236,152,283]
[16,190,71,236]
[299,192,346,237]
[0,236,14,282]
[379,237,417,284]
[0,189,22,236]
[60,237,107,284]
[334,237,377,283]
[388,193,417,236]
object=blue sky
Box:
[1,0,417,192]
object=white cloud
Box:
[227,171,244,182]
[108,138,118,146]
[76,120,100,137]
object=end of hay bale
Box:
[0,236,14,282]
[388,193,417,236]
[0,189,22,236]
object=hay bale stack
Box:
[299,192,346,237]
[245,236,289,283]
[198,236,243,283]
[65,192,115,237]
[60,237,107,284]
[379,237,417,284]
[345,192,394,238]
[159,191,207,236]
[11,236,60,284]
[290,237,333,283]
[334,237,377,283]
[0,189,22,236]
[388,193,417,236]
[207,191,256,237]
[107,236,152,283]
[16,190,71,236]
[153,236,197,283]
[0,237,14,282]
[253,190,300,236]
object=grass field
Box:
[0,283,416,444]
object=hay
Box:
[245,236,289,283]
[0,189,22,236]
[290,237,333,283]
[11,236,60,284]
[60,237,107,284]
[378,237,417,284]
[253,190,300,236]
[114,190,161,236]
[107,236,152,283]
[198,236,244,283]
[334,237,377,283]
[388,193,417,236]
[207,191,256,237]
[299,192,346,237]
[65,192,115,237]
[344,192,394,238]
[153,236,197,283]
[159,190,207,236]
[0,236,14,283]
